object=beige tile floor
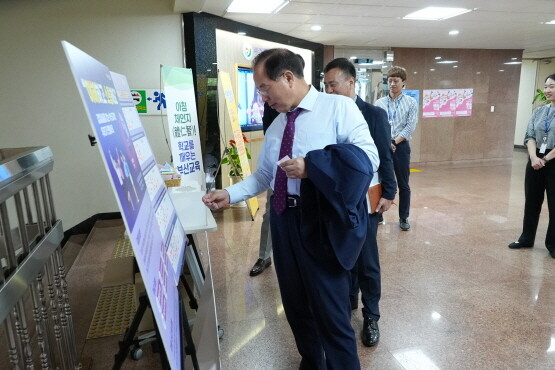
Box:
[210,148,555,370]
[54,148,555,369]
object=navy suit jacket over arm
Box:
[356,96,397,200]
[300,144,373,270]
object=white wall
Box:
[0,0,183,229]
[514,60,538,146]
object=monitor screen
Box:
[236,66,263,132]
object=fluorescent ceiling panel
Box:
[403,7,471,21]
[227,0,289,14]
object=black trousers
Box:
[350,212,381,320]
[394,141,411,219]
[518,153,555,252]
[270,204,360,370]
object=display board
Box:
[162,66,205,186]
[219,71,259,218]
[62,41,186,370]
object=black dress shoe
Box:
[399,218,410,231]
[377,213,384,225]
[249,258,271,276]
[361,318,380,347]
[508,241,533,249]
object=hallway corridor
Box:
[212,149,555,369]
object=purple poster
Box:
[422,89,473,118]
[62,41,185,369]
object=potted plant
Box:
[220,133,251,181]
[533,88,548,105]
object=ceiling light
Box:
[227,0,290,14]
[449,30,459,35]
[430,68,435,72]
[237,31,246,35]
[435,56,442,60]
[504,61,522,65]
[499,69,505,72]
[453,65,458,68]
[311,25,322,31]
[403,7,472,21]
[350,56,357,60]
[437,60,458,64]
[511,57,518,60]
[546,20,555,24]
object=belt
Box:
[287,195,300,208]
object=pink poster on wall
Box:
[422,89,440,117]
[422,89,473,118]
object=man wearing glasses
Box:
[375,66,418,231]
[203,48,379,369]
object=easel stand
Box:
[112,288,199,370]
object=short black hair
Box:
[546,74,555,82]
[296,54,305,69]
[324,58,356,79]
[252,48,304,81]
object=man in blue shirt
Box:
[203,48,379,369]
[324,58,396,347]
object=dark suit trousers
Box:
[270,204,360,370]
[519,157,555,252]
[394,141,411,219]
[350,212,381,320]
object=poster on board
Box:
[162,66,205,186]
[62,41,185,370]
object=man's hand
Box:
[531,156,545,170]
[202,190,230,210]
[279,157,307,179]
[375,198,393,213]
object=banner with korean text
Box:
[162,66,205,186]
[219,71,259,218]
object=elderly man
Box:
[203,48,379,369]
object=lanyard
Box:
[545,106,554,133]
[388,95,403,122]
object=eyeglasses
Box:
[257,73,285,96]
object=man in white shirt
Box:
[375,66,418,231]
[203,48,379,369]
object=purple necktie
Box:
[273,108,302,215]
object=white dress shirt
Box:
[227,86,380,204]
